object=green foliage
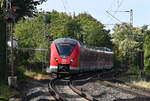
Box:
[0,0,47,80]
[0,0,47,19]
[144,30,150,71]
[75,13,112,48]
[128,65,141,75]
[15,18,44,48]
[112,23,146,67]
[14,14,48,63]
[0,83,10,101]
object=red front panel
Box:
[50,41,80,68]
[50,41,61,67]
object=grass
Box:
[24,70,45,80]
[118,68,150,89]
[0,83,12,101]
[0,64,49,101]
[132,80,150,88]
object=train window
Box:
[56,43,76,58]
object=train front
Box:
[47,38,80,74]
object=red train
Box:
[46,37,114,74]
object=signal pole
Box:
[130,9,134,66]
[42,10,46,71]
[6,0,17,88]
[130,9,133,27]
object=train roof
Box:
[54,38,113,53]
[82,45,113,53]
[54,37,78,45]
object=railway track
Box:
[48,70,150,101]
[98,71,150,99]
[48,77,66,101]
[48,73,98,101]
[72,70,148,100]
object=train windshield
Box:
[56,43,76,58]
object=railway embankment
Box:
[74,74,150,101]
[6,70,150,101]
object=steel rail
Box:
[97,70,150,98]
[69,80,98,101]
[101,80,150,98]
[111,79,150,94]
[48,77,67,101]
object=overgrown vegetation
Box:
[144,30,150,71]
[0,83,11,101]
[0,0,47,100]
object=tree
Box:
[0,0,47,80]
[46,11,73,39]
[0,0,47,19]
[112,23,147,67]
[144,30,150,71]
[75,13,112,48]
[64,18,82,39]
[14,14,47,63]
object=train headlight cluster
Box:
[70,59,74,63]
[55,58,58,62]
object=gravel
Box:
[15,76,150,101]
[74,77,150,101]
[19,78,55,101]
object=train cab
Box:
[47,38,80,74]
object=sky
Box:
[37,0,150,30]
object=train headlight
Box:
[56,58,58,62]
[70,59,74,63]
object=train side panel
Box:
[80,46,114,72]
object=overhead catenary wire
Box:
[107,0,116,12]
[65,0,70,13]
[113,0,124,15]
[106,0,124,25]
[60,0,67,13]
[106,11,122,23]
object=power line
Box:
[114,0,124,15]
[104,24,117,25]
[106,0,124,25]
[65,0,70,13]
[60,0,67,12]
[106,11,122,23]
[107,0,115,11]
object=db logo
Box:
[62,59,66,63]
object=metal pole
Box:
[7,0,17,88]
[10,21,14,77]
[7,0,14,77]
[130,9,134,65]
[130,9,133,27]
[42,11,46,70]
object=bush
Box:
[128,65,141,75]
[0,83,11,101]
